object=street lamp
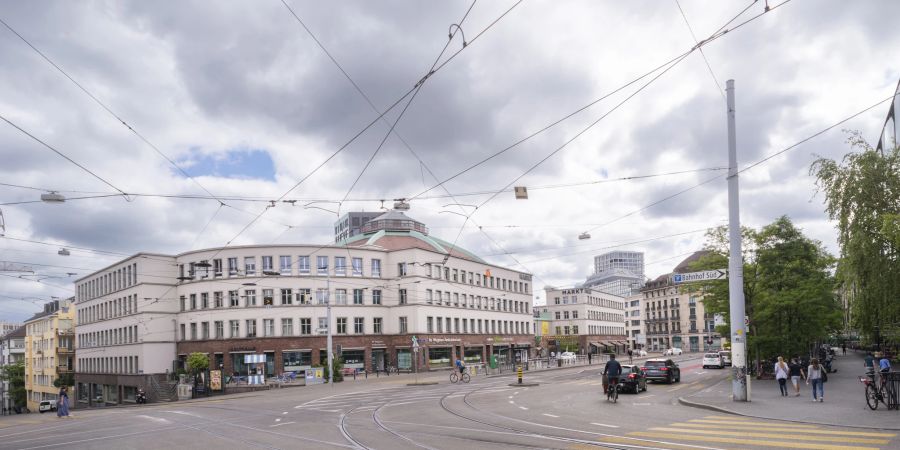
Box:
[40,191,66,203]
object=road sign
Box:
[412,335,419,349]
[672,269,727,284]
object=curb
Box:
[677,396,900,431]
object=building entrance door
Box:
[371,349,386,372]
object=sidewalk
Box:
[679,350,900,430]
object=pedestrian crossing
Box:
[595,415,898,450]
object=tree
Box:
[0,362,26,408]
[186,352,209,386]
[53,373,74,388]
[810,132,900,347]
[687,217,839,361]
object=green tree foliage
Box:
[186,352,209,373]
[53,373,74,388]
[810,133,900,345]
[687,217,839,359]
[0,361,26,408]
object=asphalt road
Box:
[1,356,897,450]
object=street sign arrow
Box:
[672,269,727,284]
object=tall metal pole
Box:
[726,79,748,401]
[326,270,333,385]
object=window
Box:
[373,317,383,334]
[316,288,328,304]
[318,317,327,334]
[262,289,274,306]
[372,290,382,305]
[397,262,407,277]
[190,294,197,310]
[399,289,407,305]
[353,289,364,305]
[335,289,347,305]
[190,323,197,340]
[454,318,460,333]
[563,311,569,319]
[555,311,561,320]
[213,259,222,276]
[371,259,381,277]
[298,256,310,274]
[453,269,458,282]
[428,317,434,333]
[227,257,238,276]
[215,321,224,339]
[201,322,209,339]
[180,324,186,341]
[399,317,408,334]
[352,258,363,276]
[297,288,311,305]
[229,290,239,307]
[179,296,186,311]
[446,317,451,333]
[262,256,274,272]
[245,289,257,306]
[453,293,459,307]
[435,290,442,305]
[214,292,223,308]
[337,317,347,334]
[573,325,579,334]
[230,320,239,338]
[572,310,578,319]
[279,256,292,275]
[426,290,433,304]
[246,319,257,337]
[335,257,346,276]
[463,319,468,333]
[436,318,443,333]
[354,317,364,334]
[317,256,328,275]
[282,318,293,336]
[300,318,311,335]
[244,257,256,275]
[281,289,293,305]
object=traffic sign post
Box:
[672,269,727,284]
[517,365,523,384]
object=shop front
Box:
[427,346,452,368]
[463,346,483,364]
[396,348,412,371]
[283,349,312,373]
[341,349,366,370]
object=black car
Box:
[618,364,648,393]
[642,358,681,383]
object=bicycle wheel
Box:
[461,373,471,383]
[866,384,879,410]
[450,373,459,383]
[612,385,618,403]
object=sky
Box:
[1,0,898,321]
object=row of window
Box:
[77,355,139,374]
[421,263,530,294]
[554,325,625,335]
[77,263,138,301]
[78,295,138,325]
[179,288,391,310]
[78,326,139,348]
[552,295,623,309]
[181,256,382,279]
[178,316,398,340]
[423,290,529,314]
[426,317,531,335]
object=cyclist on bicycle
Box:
[455,358,466,375]
[603,354,623,396]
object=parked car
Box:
[718,351,732,366]
[38,400,56,413]
[618,364,648,393]
[558,352,577,361]
[664,348,683,356]
[703,353,724,369]
[642,358,681,383]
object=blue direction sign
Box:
[672,269,727,284]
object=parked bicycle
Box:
[450,369,471,384]
[860,373,887,410]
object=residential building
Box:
[75,210,534,405]
[24,299,75,412]
[582,250,645,297]
[624,293,644,350]
[1,326,26,415]
[540,286,627,355]
[334,211,382,243]
[641,251,721,353]
[0,321,22,337]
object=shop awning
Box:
[589,342,605,348]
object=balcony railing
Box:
[57,365,73,373]
[57,347,74,354]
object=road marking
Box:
[519,406,528,410]
[688,419,818,428]
[269,421,296,427]
[508,400,514,404]
[599,435,725,450]
[632,403,651,406]
[275,418,281,422]
[695,371,706,375]
[591,422,619,428]
[508,396,514,399]
[648,427,889,445]
[514,391,520,395]
[282,411,288,415]
[629,431,881,450]
[678,422,896,437]
[542,413,559,418]
[641,394,656,398]
[135,415,171,424]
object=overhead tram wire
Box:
[579,89,900,238]
[0,114,129,197]
[408,0,779,202]
[675,0,726,101]
[480,227,710,257]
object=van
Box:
[702,353,723,369]
[719,351,732,366]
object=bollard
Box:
[517,365,523,384]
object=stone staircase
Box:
[149,376,178,402]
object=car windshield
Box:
[705,353,719,358]
[645,361,666,367]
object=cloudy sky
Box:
[1,0,898,322]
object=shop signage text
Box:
[230,345,256,352]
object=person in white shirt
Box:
[806,358,825,402]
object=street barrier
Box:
[885,372,900,410]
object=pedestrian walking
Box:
[806,358,825,402]
[56,387,70,418]
[628,348,633,364]
[774,356,790,396]
[788,357,805,396]
[841,343,846,355]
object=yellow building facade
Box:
[24,299,75,412]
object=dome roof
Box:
[342,211,485,263]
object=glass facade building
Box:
[581,251,645,297]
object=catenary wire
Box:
[674,0,725,100]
